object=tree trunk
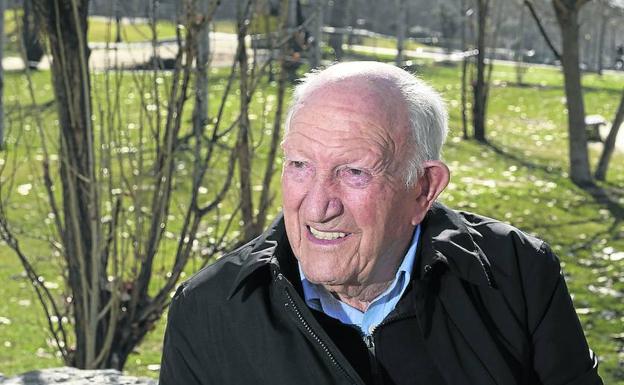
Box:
[4,0,229,371]
[236,0,258,240]
[22,0,45,69]
[553,0,592,185]
[395,0,406,66]
[310,0,324,69]
[32,0,100,368]
[515,3,527,85]
[597,10,607,75]
[256,0,290,230]
[193,0,211,135]
[0,0,5,150]
[472,0,489,142]
[460,0,468,139]
[595,88,624,180]
[328,0,347,60]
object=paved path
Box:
[2,32,240,71]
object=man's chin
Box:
[300,264,352,286]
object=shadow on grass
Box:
[578,182,624,221]
[568,217,622,253]
[504,81,623,95]
[481,140,624,221]
[482,140,564,174]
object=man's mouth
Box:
[308,226,349,241]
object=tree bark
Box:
[257,0,290,230]
[395,0,407,66]
[597,9,607,75]
[595,88,624,180]
[236,0,258,240]
[553,0,592,185]
[32,0,98,368]
[0,0,5,150]
[328,0,348,60]
[472,0,489,142]
[310,0,324,69]
[460,0,468,139]
[193,0,211,135]
[22,0,45,69]
[515,2,527,85]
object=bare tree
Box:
[235,0,257,239]
[524,0,592,184]
[514,0,528,85]
[31,1,97,367]
[524,0,562,61]
[0,0,4,150]
[0,0,240,370]
[328,0,349,60]
[22,0,44,70]
[310,0,324,69]
[595,88,624,180]
[553,0,592,184]
[460,1,472,140]
[473,0,490,142]
[193,0,213,136]
[396,0,407,66]
[596,3,608,74]
[236,0,303,240]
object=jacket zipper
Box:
[283,287,359,385]
[361,298,430,385]
[363,333,384,385]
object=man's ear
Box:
[411,160,450,226]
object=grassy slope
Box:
[0,60,623,382]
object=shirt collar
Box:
[227,203,494,301]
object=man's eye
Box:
[291,161,306,168]
[347,168,363,176]
[339,167,372,187]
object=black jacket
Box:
[159,203,603,385]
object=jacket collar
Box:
[228,203,494,298]
[419,203,494,287]
[227,214,286,299]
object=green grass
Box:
[3,11,178,56]
[358,35,425,51]
[0,58,623,383]
[88,19,178,43]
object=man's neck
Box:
[323,280,394,312]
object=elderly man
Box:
[159,61,602,385]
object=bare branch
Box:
[524,0,562,61]
[595,88,624,180]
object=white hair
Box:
[284,61,448,187]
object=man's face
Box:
[281,81,424,288]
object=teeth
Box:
[309,227,347,240]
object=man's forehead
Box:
[298,74,402,107]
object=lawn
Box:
[0,57,623,383]
[3,11,178,56]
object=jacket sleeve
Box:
[159,285,205,385]
[527,243,603,385]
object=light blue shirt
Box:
[299,225,421,336]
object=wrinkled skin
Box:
[281,72,449,310]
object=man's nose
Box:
[303,174,343,223]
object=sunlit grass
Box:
[3,12,178,56]
[88,19,178,43]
